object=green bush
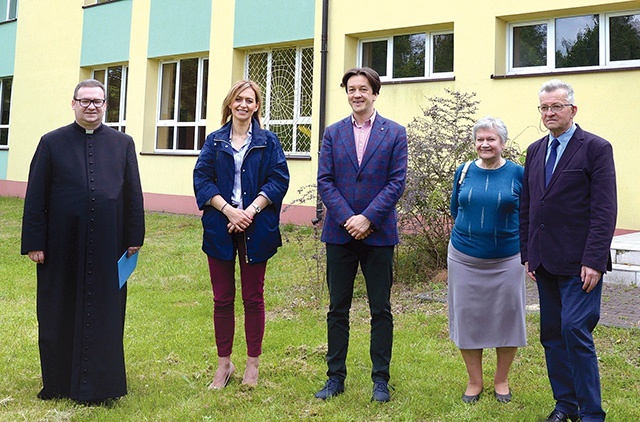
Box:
[397,89,523,284]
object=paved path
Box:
[525,281,640,329]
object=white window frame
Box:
[0,76,11,149]
[507,11,640,74]
[245,46,313,156]
[155,57,208,154]
[357,30,454,82]
[92,65,128,132]
[84,0,117,6]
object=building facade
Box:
[1,0,639,230]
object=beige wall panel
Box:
[8,0,84,181]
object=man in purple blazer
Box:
[520,79,617,422]
[315,67,407,402]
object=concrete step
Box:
[605,232,640,286]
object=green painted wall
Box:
[0,21,17,76]
[80,0,132,66]
[0,151,7,180]
[234,0,314,47]
[147,0,211,58]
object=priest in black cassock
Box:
[21,79,145,403]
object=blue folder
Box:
[117,250,139,288]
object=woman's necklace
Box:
[231,127,249,149]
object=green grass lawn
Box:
[1,196,638,421]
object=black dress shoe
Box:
[543,410,569,422]
[494,389,512,403]
[461,389,482,404]
[543,410,581,422]
[314,378,345,400]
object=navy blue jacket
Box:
[520,124,617,275]
[317,114,407,246]
[194,119,289,263]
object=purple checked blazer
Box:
[519,124,617,276]
[317,113,408,246]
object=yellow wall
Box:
[8,0,85,182]
[321,0,640,229]
[5,0,640,229]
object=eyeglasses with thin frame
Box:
[538,103,573,114]
[74,98,106,108]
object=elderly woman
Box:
[194,80,289,389]
[448,116,526,404]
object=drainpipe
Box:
[312,0,329,225]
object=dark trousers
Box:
[207,233,267,358]
[536,265,605,422]
[325,241,394,383]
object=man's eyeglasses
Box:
[538,104,573,114]
[74,98,106,108]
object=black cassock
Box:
[21,122,145,402]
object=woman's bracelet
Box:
[220,203,228,213]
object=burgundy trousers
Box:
[207,234,267,358]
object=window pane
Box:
[513,24,547,67]
[106,66,122,123]
[159,62,176,120]
[198,126,206,150]
[9,0,17,19]
[157,127,174,149]
[300,48,313,117]
[1,77,12,125]
[433,33,454,73]
[123,67,128,120]
[93,69,106,84]
[0,128,7,146]
[201,59,209,119]
[177,126,195,150]
[270,49,296,120]
[610,14,640,61]
[392,34,426,78]
[247,52,268,96]
[296,124,311,153]
[362,41,387,77]
[270,124,293,152]
[178,58,198,122]
[555,15,599,68]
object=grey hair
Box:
[472,116,508,144]
[539,79,575,104]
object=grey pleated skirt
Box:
[447,242,527,349]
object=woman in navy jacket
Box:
[194,80,289,389]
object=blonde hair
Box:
[220,80,262,126]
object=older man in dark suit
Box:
[315,67,407,403]
[520,79,617,422]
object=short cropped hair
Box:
[539,79,575,104]
[74,79,106,98]
[340,67,381,95]
[472,116,509,144]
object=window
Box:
[156,57,208,152]
[246,46,313,155]
[93,66,128,132]
[359,31,454,81]
[3,0,17,20]
[84,0,119,5]
[0,77,11,147]
[509,11,640,73]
